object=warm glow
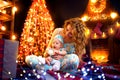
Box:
[81,15,89,22]
[12,6,17,13]
[1,26,6,31]
[27,37,34,42]
[116,22,120,28]
[110,12,118,19]
[102,32,107,38]
[2,10,6,14]
[90,0,97,3]
[3,1,8,5]
[91,49,109,63]
[18,0,54,61]
[11,34,17,40]
[93,33,97,39]
[85,28,90,38]
[109,28,114,35]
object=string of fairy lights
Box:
[3,59,120,80]
[0,1,17,40]
[18,0,54,61]
[6,60,106,80]
[81,0,120,40]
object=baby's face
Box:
[52,39,62,50]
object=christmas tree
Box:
[18,0,54,62]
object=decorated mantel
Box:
[80,0,120,64]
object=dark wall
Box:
[45,0,88,27]
[108,36,120,64]
[110,0,120,15]
[15,0,32,38]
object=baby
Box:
[37,34,66,71]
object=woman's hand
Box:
[45,57,52,65]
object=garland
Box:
[88,0,106,13]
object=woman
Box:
[44,17,88,72]
[26,17,88,73]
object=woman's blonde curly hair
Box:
[63,17,88,59]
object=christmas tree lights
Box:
[18,0,54,62]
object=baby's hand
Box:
[45,57,52,65]
[54,50,59,55]
[48,49,54,55]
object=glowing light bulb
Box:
[16,60,18,63]
[98,75,102,78]
[28,73,31,76]
[102,32,106,38]
[2,10,6,14]
[87,68,90,71]
[23,70,26,73]
[3,1,8,5]
[91,0,97,3]
[25,77,28,80]
[85,28,90,37]
[116,22,120,28]
[93,33,97,39]
[11,34,16,40]
[1,26,6,31]
[81,15,89,22]
[110,12,118,19]
[96,67,99,70]
[8,72,11,74]
[20,74,23,76]
[91,65,94,68]
[109,28,114,35]
[90,78,93,80]
[88,61,92,64]
[37,75,41,79]
[12,6,17,12]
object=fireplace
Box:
[91,49,109,63]
[90,38,109,63]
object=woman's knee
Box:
[66,54,79,62]
[61,54,79,70]
[70,54,79,67]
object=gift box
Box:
[0,39,19,79]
